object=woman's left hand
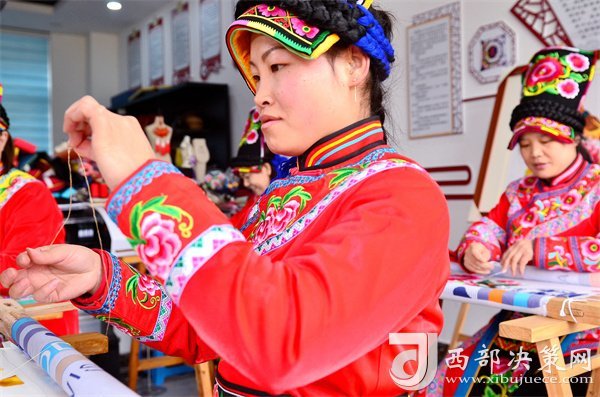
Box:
[501,239,534,276]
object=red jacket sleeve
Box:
[456,193,510,265]
[72,249,217,362]
[77,160,448,391]
[0,182,65,274]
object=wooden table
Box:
[443,267,600,397]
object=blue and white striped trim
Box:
[106,161,182,222]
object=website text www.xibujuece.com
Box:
[445,375,592,386]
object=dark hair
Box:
[510,100,586,132]
[0,103,14,172]
[510,99,593,162]
[235,0,394,132]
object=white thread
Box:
[559,296,600,323]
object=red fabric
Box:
[0,170,78,335]
[0,179,65,294]
[74,122,450,395]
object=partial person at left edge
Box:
[0,84,78,335]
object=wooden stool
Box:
[449,302,471,349]
[121,255,215,395]
[128,338,215,396]
[500,315,600,397]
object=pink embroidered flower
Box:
[274,200,300,229]
[521,176,537,188]
[246,129,259,144]
[291,18,320,39]
[519,210,539,228]
[254,205,277,242]
[525,57,563,87]
[561,189,582,211]
[254,200,301,242]
[138,273,161,296]
[581,239,600,262]
[136,213,182,280]
[257,4,287,17]
[251,108,260,122]
[566,53,590,72]
[557,79,579,99]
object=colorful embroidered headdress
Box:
[230,108,295,179]
[230,107,266,170]
[508,47,598,149]
[226,0,395,94]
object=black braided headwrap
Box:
[510,100,586,134]
[234,0,394,80]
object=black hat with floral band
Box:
[226,0,395,94]
[508,47,598,150]
[230,107,267,170]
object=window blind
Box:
[0,30,51,152]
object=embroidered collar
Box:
[545,154,587,187]
[297,116,386,171]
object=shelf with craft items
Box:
[110,81,232,172]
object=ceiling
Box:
[0,0,174,34]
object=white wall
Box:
[50,32,120,148]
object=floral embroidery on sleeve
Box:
[128,196,193,280]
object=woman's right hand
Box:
[463,242,494,274]
[63,96,155,190]
[0,245,103,303]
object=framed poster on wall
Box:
[148,18,165,86]
[408,2,463,139]
[199,0,222,80]
[172,2,191,84]
[127,30,141,89]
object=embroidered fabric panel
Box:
[106,161,182,222]
[85,253,122,315]
[0,169,37,210]
[456,217,506,262]
[239,147,397,232]
[536,236,600,272]
[504,164,599,245]
[166,224,246,304]
[525,188,599,241]
[137,287,172,342]
[253,159,424,255]
[442,269,597,316]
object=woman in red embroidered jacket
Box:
[0,95,78,335]
[1,1,449,395]
[432,47,600,397]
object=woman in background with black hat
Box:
[229,107,295,225]
[434,47,600,396]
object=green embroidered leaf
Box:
[329,168,357,189]
[267,196,282,209]
[153,205,183,221]
[130,203,143,240]
[569,73,587,83]
[282,186,304,204]
[546,86,558,95]
[127,237,146,247]
[125,274,140,304]
[142,196,167,211]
